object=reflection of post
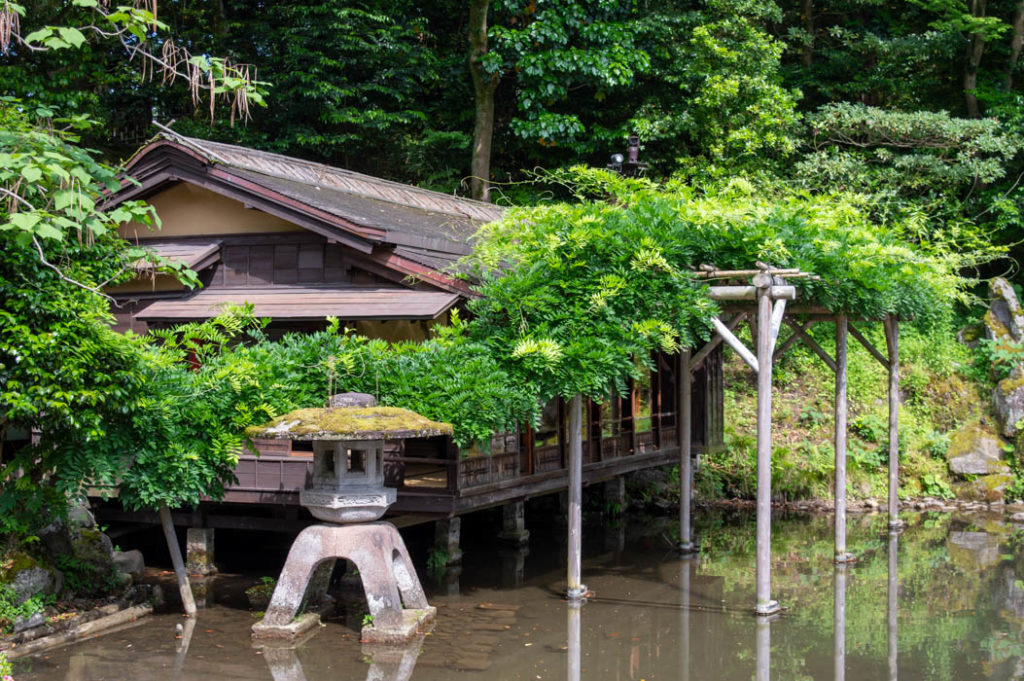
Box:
[888,531,899,681]
[679,558,693,681]
[834,565,847,681]
[500,547,529,589]
[568,601,582,681]
[756,617,771,681]
[170,615,197,681]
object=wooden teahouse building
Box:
[102,133,724,527]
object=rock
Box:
[994,366,1024,438]
[72,527,114,565]
[947,422,1011,475]
[12,611,47,633]
[36,518,74,559]
[328,392,377,408]
[1010,512,1024,523]
[954,473,1015,503]
[949,531,1002,569]
[112,549,145,578]
[2,552,61,603]
[985,278,1024,343]
[67,498,97,530]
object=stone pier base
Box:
[497,501,530,546]
[186,528,216,575]
[253,522,434,643]
[434,517,463,566]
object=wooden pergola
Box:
[678,263,902,614]
[561,263,903,615]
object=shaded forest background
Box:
[5,0,1024,250]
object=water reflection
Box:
[835,564,846,681]
[21,511,1024,681]
[889,530,899,681]
[567,603,581,681]
[258,632,426,681]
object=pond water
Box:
[11,508,1024,681]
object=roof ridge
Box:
[160,133,503,223]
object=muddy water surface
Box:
[12,509,1024,680]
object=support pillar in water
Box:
[498,500,530,546]
[434,517,463,566]
[755,281,779,615]
[186,527,216,576]
[603,477,626,516]
[678,347,698,554]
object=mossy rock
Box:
[994,366,1024,438]
[947,422,1010,477]
[72,527,114,565]
[247,406,453,441]
[1,551,60,603]
[953,473,1015,502]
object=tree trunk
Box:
[964,0,988,117]
[469,0,497,203]
[1007,0,1024,89]
[801,0,815,67]
[159,505,197,616]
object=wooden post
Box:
[755,283,779,615]
[159,505,196,616]
[887,530,899,681]
[834,316,852,563]
[567,394,587,600]
[834,565,847,681]
[678,349,697,553]
[884,316,901,529]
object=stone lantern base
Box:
[252,522,435,643]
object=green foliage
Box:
[489,0,650,152]
[0,582,45,634]
[633,0,800,168]
[0,649,11,678]
[53,554,119,598]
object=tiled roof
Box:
[135,285,459,321]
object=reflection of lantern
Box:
[249,393,451,524]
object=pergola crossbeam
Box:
[692,313,744,368]
[784,319,837,373]
[711,316,760,373]
[849,323,889,369]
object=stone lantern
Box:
[248,393,451,643]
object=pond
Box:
[11,508,1024,680]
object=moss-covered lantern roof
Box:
[245,406,454,441]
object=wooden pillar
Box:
[679,349,697,553]
[159,505,196,616]
[567,394,587,600]
[834,316,852,563]
[755,284,779,615]
[884,315,901,529]
[834,565,847,681]
[887,530,899,681]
